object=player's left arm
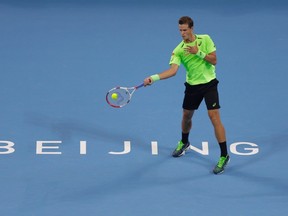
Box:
[184,43,217,65]
[202,35,217,65]
[204,51,217,65]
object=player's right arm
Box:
[144,64,179,86]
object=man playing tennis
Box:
[144,16,229,174]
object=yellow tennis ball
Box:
[111,93,118,100]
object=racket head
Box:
[106,87,131,108]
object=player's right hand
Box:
[144,77,153,86]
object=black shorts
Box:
[182,78,221,110]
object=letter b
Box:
[0,141,15,154]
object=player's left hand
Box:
[184,42,198,54]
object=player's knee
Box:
[208,109,220,121]
[183,109,193,119]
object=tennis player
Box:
[144,16,229,174]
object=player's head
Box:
[178,16,194,28]
[178,16,194,41]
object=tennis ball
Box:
[111,93,118,100]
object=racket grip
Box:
[136,83,145,89]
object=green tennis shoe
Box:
[172,141,190,157]
[213,155,230,174]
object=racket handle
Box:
[136,83,145,89]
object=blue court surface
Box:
[1,0,288,215]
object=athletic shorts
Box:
[182,78,221,110]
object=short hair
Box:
[178,16,194,28]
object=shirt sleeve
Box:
[169,52,181,66]
[205,35,216,54]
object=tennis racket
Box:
[106,83,145,108]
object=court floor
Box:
[0,0,288,215]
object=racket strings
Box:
[106,88,131,108]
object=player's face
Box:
[179,24,193,41]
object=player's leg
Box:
[172,109,194,157]
[204,79,230,174]
[172,82,202,157]
[182,109,194,134]
[208,109,226,144]
[208,109,230,174]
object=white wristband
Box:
[151,74,160,82]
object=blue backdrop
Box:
[0,0,288,215]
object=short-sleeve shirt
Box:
[169,34,216,85]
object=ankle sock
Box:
[219,141,228,157]
[181,133,189,144]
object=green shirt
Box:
[169,34,216,85]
